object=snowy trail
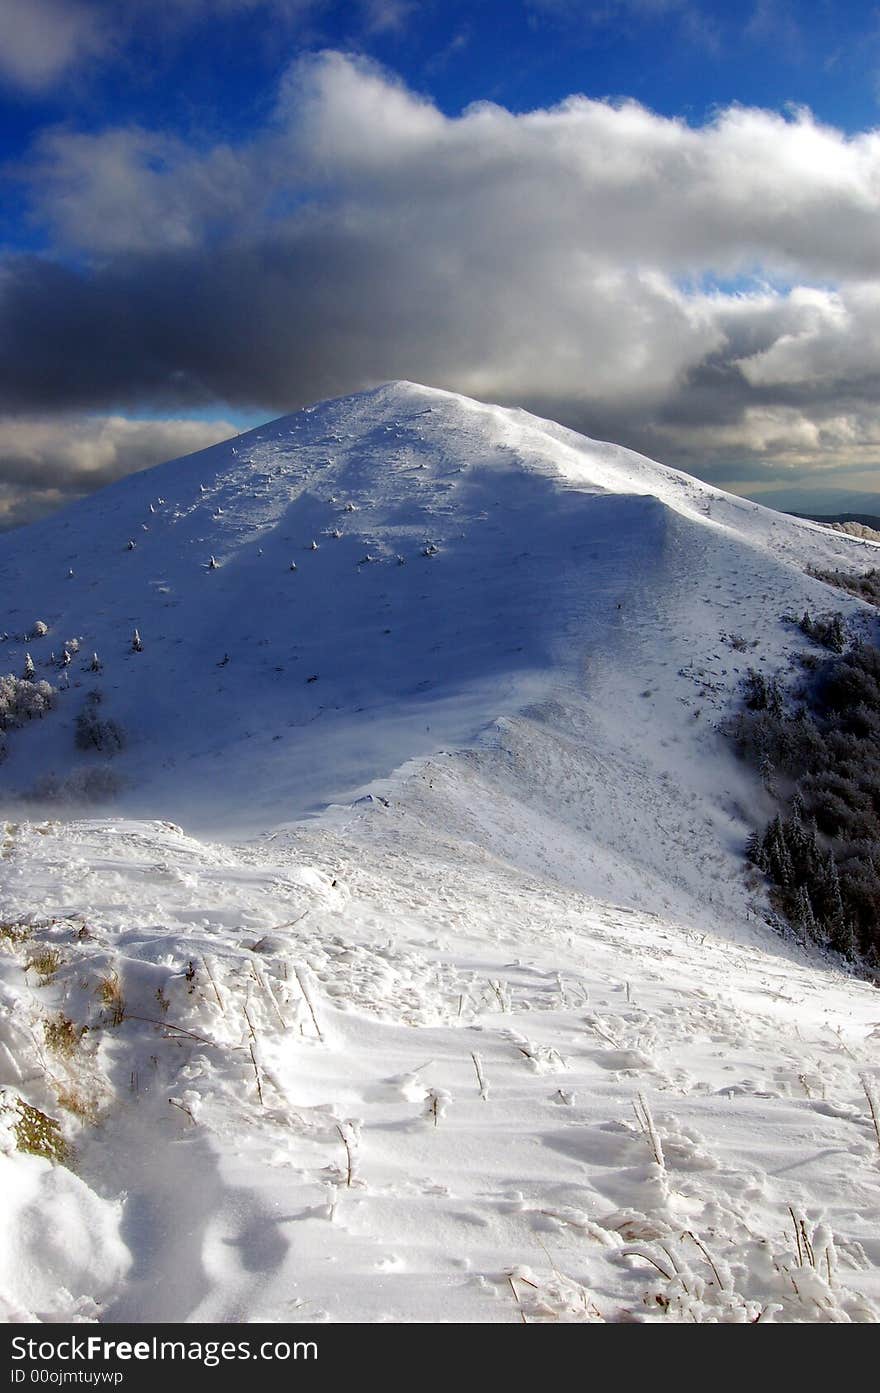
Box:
[2,815,879,1322]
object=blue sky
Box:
[2,0,880,523]
[3,1,880,156]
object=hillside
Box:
[1,383,880,1323]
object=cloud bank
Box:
[5,50,880,516]
[0,416,238,529]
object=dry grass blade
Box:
[632,1091,665,1169]
[471,1051,488,1100]
[96,972,125,1026]
[507,1275,527,1324]
[336,1123,356,1187]
[202,955,225,1012]
[294,967,324,1041]
[861,1074,880,1159]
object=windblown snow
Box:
[1,382,879,1322]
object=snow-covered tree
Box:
[0,675,55,728]
[793,885,820,943]
[132,629,143,653]
[23,653,34,680]
[829,909,856,959]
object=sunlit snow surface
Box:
[1,383,879,1322]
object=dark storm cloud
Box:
[5,50,880,516]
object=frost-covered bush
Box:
[0,675,56,730]
[75,696,125,755]
[742,668,784,716]
[30,621,48,639]
[800,610,846,652]
[808,565,880,607]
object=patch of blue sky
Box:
[673,271,819,300]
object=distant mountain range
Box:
[745,486,880,518]
[789,511,880,534]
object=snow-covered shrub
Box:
[31,621,48,639]
[742,668,784,716]
[0,675,56,730]
[75,695,125,755]
[808,565,880,607]
[800,610,846,652]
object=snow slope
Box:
[0,380,874,837]
[1,382,880,1323]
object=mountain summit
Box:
[1,380,872,844]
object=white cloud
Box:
[30,52,880,281]
[735,284,880,388]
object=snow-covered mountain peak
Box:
[0,382,877,843]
